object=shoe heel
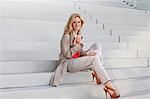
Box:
[91,71,101,85]
[92,73,95,82]
[103,88,108,99]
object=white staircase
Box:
[0,0,150,99]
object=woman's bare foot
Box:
[104,81,120,99]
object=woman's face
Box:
[72,17,81,31]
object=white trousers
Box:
[67,43,110,84]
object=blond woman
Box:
[50,13,120,99]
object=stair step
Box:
[0,58,148,73]
[1,50,139,61]
[2,41,149,51]
[0,71,92,89]
[121,94,150,99]
[114,77,150,99]
[138,50,150,57]
[1,33,119,42]
[1,1,79,21]
[120,36,148,42]
[1,77,150,99]
[0,83,103,99]
[105,58,148,68]
[0,67,149,88]
[1,41,128,51]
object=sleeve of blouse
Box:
[70,44,81,52]
[61,34,72,59]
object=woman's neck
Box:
[73,30,78,35]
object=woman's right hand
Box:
[73,35,82,45]
[86,50,97,56]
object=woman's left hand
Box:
[86,50,97,56]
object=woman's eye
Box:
[73,22,76,23]
[78,21,81,23]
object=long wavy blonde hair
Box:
[64,13,84,34]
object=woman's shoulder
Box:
[61,33,70,40]
[63,33,70,37]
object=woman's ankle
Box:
[104,81,114,89]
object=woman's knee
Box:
[93,43,102,50]
[91,55,103,65]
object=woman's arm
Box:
[61,34,81,58]
[80,50,97,56]
[61,34,72,59]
